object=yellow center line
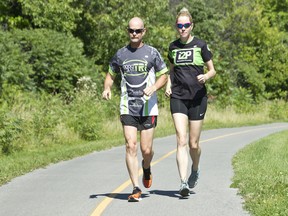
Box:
[90,125,286,216]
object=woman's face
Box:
[176,15,192,40]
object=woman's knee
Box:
[189,139,200,149]
[177,135,187,148]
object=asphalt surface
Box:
[0,123,288,216]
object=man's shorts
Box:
[120,115,157,131]
[170,96,207,120]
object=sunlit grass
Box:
[204,104,275,129]
[232,130,288,215]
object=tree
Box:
[217,0,288,100]
[74,0,174,68]
[0,0,82,32]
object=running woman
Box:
[102,17,168,202]
[165,8,216,197]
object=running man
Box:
[102,17,168,202]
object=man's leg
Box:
[140,127,154,188]
[140,127,155,167]
[123,125,139,188]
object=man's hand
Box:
[143,85,157,97]
[102,89,111,100]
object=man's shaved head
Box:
[128,17,144,29]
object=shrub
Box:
[0,28,93,94]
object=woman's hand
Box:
[197,74,208,84]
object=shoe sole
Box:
[179,187,190,197]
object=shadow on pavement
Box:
[89,189,196,201]
[149,189,196,199]
[89,192,150,200]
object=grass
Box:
[232,130,288,216]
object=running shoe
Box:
[128,187,142,202]
[179,181,190,197]
[188,168,200,188]
[142,160,152,188]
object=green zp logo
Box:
[178,51,192,60]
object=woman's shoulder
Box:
[192,36,207,46]
[168,38,181,49]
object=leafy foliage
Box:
[0,28,93,94]
[74,0,174,67]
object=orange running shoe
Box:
[128,187,142,202]
[142,160,152,188]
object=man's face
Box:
[127,21,145,43]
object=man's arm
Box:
[102,72,115,100]
[143,73,168,97]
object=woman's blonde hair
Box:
[176,7,193,23]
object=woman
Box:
[165,7,216,197]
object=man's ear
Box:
[142,28,146,36]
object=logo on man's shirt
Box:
[123,59,148,74]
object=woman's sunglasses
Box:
[127,28,144,34]
[176,23,191,29]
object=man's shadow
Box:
[90,190,195,200]
[89,192,150,201]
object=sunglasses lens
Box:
[177,23,191,29]
[128,28,143,34]
[184,23,191,28]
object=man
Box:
[102,17,168,202]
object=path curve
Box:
[0,123,287,216]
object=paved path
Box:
[1,123,288,216]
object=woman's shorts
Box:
[120,115,157,131]
[170,96,207,120]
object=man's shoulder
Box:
[116,45,129,54]
[143,43,157,51]
[142,44,163,56]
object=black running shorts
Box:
[120,115,157,131]
[170,96,207,120]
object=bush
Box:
[65,77,119,140]
[0,28,93,94]
[0,30,34,93]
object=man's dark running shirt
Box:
[109,44,168,116]
[168,36,213,100]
